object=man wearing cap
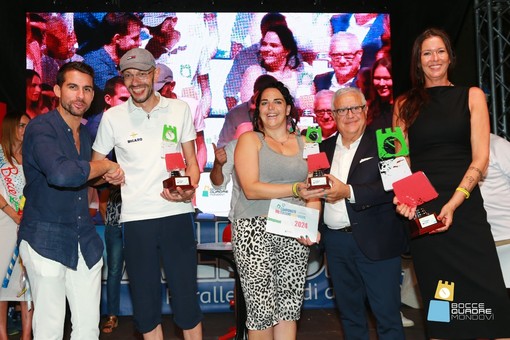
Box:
[142,12,213,118]
[92,48,203,339]
[83,12,142,91]
[155,63,207,172]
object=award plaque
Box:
[163,153,193,191]
[309,170,330,189]
[307,152,331,190]
[163,170,193,191]
[410,207,445,238]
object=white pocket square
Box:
[359,157,373,163]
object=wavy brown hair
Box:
[397,28,456,129]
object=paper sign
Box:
[379,157,412,191]
[266,199,319,242]
[303,142,320,159]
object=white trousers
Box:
[19,240,102,340]
[496,243,510,288]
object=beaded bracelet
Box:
[456,187,470,199]
[0,202,8,210]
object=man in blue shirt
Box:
[19,61,125,339]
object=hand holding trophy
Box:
[163,153,194,191]
[307,152,331,190]
[392,171,445,237]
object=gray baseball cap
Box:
[119,48,156,72]
[155,63,174,91]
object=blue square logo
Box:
[427,300,450,322]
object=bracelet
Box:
[0,202,8,210]
[456,187,470,199]
[292,182,300,198]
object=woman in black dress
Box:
[393,28,510,339]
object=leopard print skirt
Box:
[232,216,310,330]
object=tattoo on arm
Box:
[464,175,476,190]
[469,166,483,180]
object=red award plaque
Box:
[163,153,193,191]
[392,171,444,237]
[307,152,331,190]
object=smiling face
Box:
[372,65,393,101]
[259,31,289,70]
[258,87,290,131]
[333,90,367,143]
[314,93,337,138]
[54,70,94,118]
[420,36,450,86]
[123,68,157,105]
[329,33,363,84]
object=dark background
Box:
[0,0,475,113]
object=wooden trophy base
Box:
[308,176,331,190]
[163,175,193,191]
[410,213,445,238]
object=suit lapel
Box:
[348,130,374,179]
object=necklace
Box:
[267,133,290,145]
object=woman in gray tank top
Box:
[232,81,321,338]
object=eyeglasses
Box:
[329,51,362,62]
[122,69,154,81]
[314,109,333,118]
[332,105,366,117]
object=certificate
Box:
[266,199,319,242]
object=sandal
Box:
[101,315,118,334]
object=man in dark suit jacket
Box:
[317,87,407,339]
[313,32,362,92]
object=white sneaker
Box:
[401,312,415,327]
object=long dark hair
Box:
[26,69,42,114]
[252,81,298,134]
[367,57,392,123]
[398,28,456,129]
[260,25,300,71]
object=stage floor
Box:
[9,305,427,339]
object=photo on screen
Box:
[26,11,391,216]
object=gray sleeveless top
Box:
[233,132,308,219]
